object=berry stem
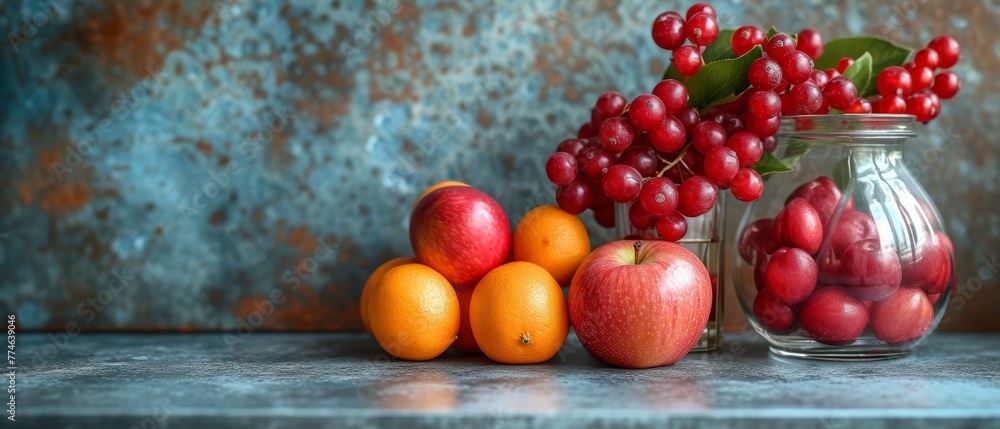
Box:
[655,143,693,177]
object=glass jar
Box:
[616,197,724,352]
[734,115,954,360]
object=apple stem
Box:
[633,240,642,262]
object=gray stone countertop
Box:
[12,331,1000,428]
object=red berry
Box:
[639,177,679,217]
[786,176,848,229]
[651,12,686,51]
[703,146,740,188]
[648,115,687,153]
[576,122,595,138]
[765,33,796,60]
[836,57,854,73]
[685,3,716,20]
[825,239,902,301]
[598,117,635,153]
[628,201,656,230]
[744,114,781,138]
[652,79,689,114]
[578,147,614,178]
[595,91,627,118]
[546,152,578,186]
[676,106,701,134]
[655,212,688,241]
[727,132,763,167]
[556,178,593,215]
[844,98,872,114]
[730,168,763,202]
[753,287,797,333]
[676,176,718,217]
[556,138,587,157]
[914,48,940,70]
[701,108,726,124]
[761,135,778,152]
[906,64,934,92]
[905,91,935,123]
[628,94,667,131]
[799,286,869,344]
[672,45,704,76]
[602,164,643,203]
[796,28,824,60]
[810,69,830,89]
[772,198,823,255]
[748,90,781,119]
[765,247,819,305]
[731,25,766,56]
[617,145,658,177]
[790,81,823,114]
[739,218,777,264]
[931,71,961,99]
[823,77,858,111]
[748,58,783,90]
[691,120,727,154]
[779,51,814,85]
[685,12,719,46]
[592,205,615,228]
[826,210,878,257]
[880,94,907,114]
[722,117,747,136]
[877,66,913,97]
[927,35,960,68]
[824,68,841,80]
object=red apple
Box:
[785,176,851,227]
[870,287,934,344]
[820,239,902,301]
[410,187,511,286]
[764,247,818,305]
[753,287,797,333]
[900,235,949,294]
[739,218,777,264]
[799,286,869,345]
[569,240,712,368]
[772,198,823,255]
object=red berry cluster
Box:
[867,36,962,122]
[743,177,952,344]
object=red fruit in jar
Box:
[753,253,769,292]
[799,286,870,345]
[785,176,848,228]
[828,210,879,256]
[739,218,777,264]
[764,247,819,305]
[753,288,797,333]
[824,239,902,301]
[900,236,950,294]
[870,287,934,344]
[772,198,823,255]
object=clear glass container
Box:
[616,196,724,352]
[734,115,954,360]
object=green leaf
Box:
[683,45,762,109]
[841,52,874,97]
[662,28,737,81]
[815,37,912,80]
[752,152,796,178]
[765,27,796,41]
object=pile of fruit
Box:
[361,182,590,364]
[742,176,954,344]
[545,3,961,240]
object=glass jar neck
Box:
[778,114,917,150]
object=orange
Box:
[360,256,418,333]
[512,205,591,285]
[452,286,481,353]
[368,264,459,361]
[470,261,569,364]
[415,181,469,206]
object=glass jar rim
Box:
[779,114,917,140]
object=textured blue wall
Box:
[1,0,997,331]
